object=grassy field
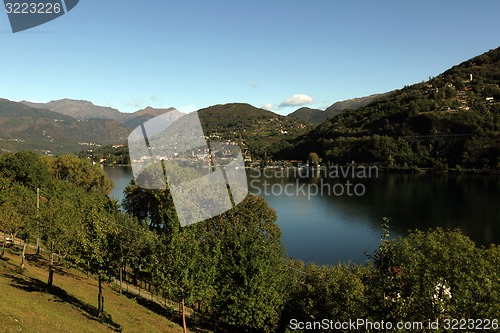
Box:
[0,245,212,333]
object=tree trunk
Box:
[47,241,54,287]
[181,297,187,333]
[86,258,90,279]
[20,240,27,268]
[97,275,104,316]
[119,266,123,295]
[36,188,40,255]
[1,232,6,257]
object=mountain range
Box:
[0,99,130,154]
[1,46,499,168]
[287,93,390,124]
[0,93,365,155]
[21,99,179,129]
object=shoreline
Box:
[101,162,500,175]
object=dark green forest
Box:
[1,151,499,332]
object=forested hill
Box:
[277,47,500,169]
[197,103,311,159]
[0,99,130,154]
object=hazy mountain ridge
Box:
[288,93,391,124]
[21,99,180,129]
[1,100,310,158]
[122,106,182,129]
[0,99,130,154]
[21,98,126,121]
[325,93,390,112]
[4,47,500,165]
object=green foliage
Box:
[308,152,322,168]
[122,159,289,331]
[210,195,287,332]
[0,182,36,243]
[41,154,114,194]
[1,148,499,331]
[0,151,121,314]
[0,150,51,189]
[282,260,367,330]
[367,224,500,322]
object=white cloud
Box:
[262,103,274,110]
[279,94,314,107]
[177,104,197,113]
[249,82,258,89]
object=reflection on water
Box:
[105,166,500,265]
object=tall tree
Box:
[76,192,120,316]
[0,183,37,264]
[39,180,83,286]
[211,195,288,333]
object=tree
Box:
[281,260,367,328]
[114,212,155,295]
[39,180,83,286]
[153,224,217,333]
[0,151,51,190]
[369,224,500,321]
[123,164,289,332]
[308,152,322,168]
[0,183,37,265]
[41,154,114,194]
[76,192,120,316]
[211,195,288,332]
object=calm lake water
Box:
[105,166,500,265]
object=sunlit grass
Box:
[0,246,206,333]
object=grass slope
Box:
[0,246,209,333]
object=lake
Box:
[105,166,500,265]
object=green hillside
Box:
[197,103,311,159]
[0,249,207,333]
[287,107,326,123]
[278,47,500,169]
[0,99,130,155]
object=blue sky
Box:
[1,0,500,115]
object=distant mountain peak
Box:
[133,106,177,116]
[287,93,390,124]
[21,99,123,121]
[19,99,181,129]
